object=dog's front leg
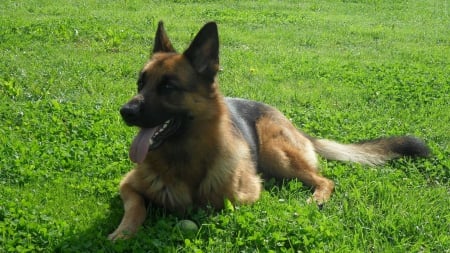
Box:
[108,181,147,241]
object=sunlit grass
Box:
[1,0,448,252]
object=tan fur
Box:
[109,22,429,240]
[256,111,335,204]
[109,95,261,240]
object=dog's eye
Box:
[137,79,144,91]
[137,73,145,91]
[158,81,178,94]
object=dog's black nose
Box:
[120,103,140,125]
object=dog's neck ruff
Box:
[129,118,181,163]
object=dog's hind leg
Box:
[108,170,147,240]
[256,115,334,205]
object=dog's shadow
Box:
[54,196,123,252]
[55,196,211,252]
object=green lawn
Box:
[1,0,449,252]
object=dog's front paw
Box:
[108,228,134,241]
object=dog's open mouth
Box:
[129,118,181,163]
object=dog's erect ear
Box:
[183,22,219,80]
[152,21,176,54]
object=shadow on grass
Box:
[55,195,209,252]
[54,196,122,252]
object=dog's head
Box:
[120,21,220,163]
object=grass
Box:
[1,0,449,252]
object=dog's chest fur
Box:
[133,115,258,212]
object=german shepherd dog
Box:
[108,21,430,240]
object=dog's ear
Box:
[152,21,176,54]
[183,22,219,80]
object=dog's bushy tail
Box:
[313,136,430,166]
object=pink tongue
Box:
[129,128,157,164]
